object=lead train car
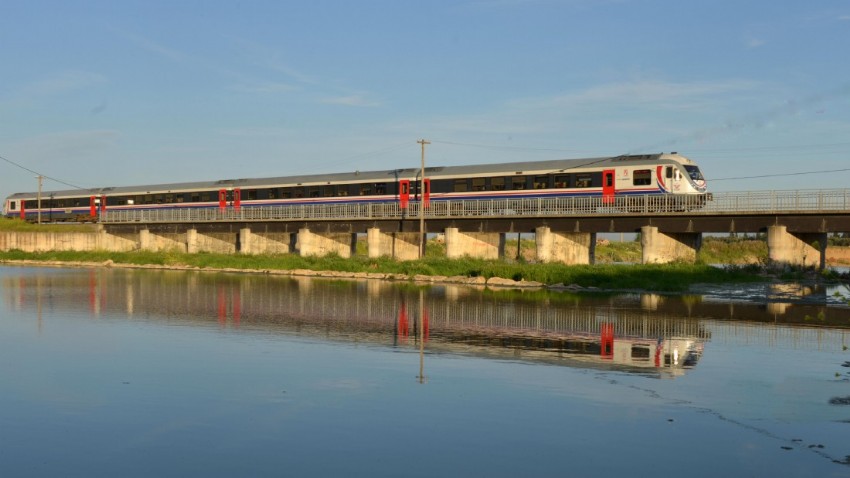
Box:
[3,153,707,221]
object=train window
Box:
[511,176,526,190]
[247,190,258,200]
[322,185,334,197]
[308,187,321,198]
[164,194,174,204]
[492,177,506,191]
[554,175,569,188]
[374,183,387,195]
[633,170,651,186]
[666,166,673,178]
[533,176,548,189]
[176,195,184,203]
[472,178,486,191]
[190,193,200,202]
[281,189,292,199]
[268,189,277,200]
[337,186,349,197]
[575,174,592,188]
[360,184,372,196]
[454,179,468,192]
[9,201,16,210]
[684,165,704,181]
[631,345,651,360]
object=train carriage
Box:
[3,152,707,221]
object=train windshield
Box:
[684,165,704,181]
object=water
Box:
[1,266,849,477]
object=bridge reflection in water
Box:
[4,268,850,379]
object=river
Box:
[1,266,848,477]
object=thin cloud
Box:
[320,95,380,107]
[747,37,766,48]
[110,27,184,62]
[19,70,107,99]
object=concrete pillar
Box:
[238,229,292,255]
[139,229,153,251]
[297,228,355,258]
[138,229,186,252]
[367,228,420,261]
[640,226,701,264]
[444,228,505,260]
[187,229,199,254]
[767,225,826,269]
[535,227,595,265]
[239,228,252,254]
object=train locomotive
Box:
[3,152,707,221]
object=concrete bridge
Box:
[6,189,850,268]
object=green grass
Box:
[0,248,766,292]
[0,218,96,233]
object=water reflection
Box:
[3,268,850,380]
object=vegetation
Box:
[0,218,96,233]
[0,248,766,292]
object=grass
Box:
[0,248,767,292]
[0,217,96,233]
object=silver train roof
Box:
[6,153,683,199]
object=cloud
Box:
[17,130,120,160]
[19,71,107,99]
[319,94,380,107]
[747,37,766,48]
[230,81,298,94]
[110,27,184,62]
[839,15,850,21]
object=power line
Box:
[0,153,88,191]
[711,167,850,181]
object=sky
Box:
[2,0,850,199]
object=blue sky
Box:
[2,0,849,198]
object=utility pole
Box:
[36,175,43,225]
[417,139,430,258]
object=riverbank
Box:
[0,248,785,293]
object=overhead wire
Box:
[0,153,89,191]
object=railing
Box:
[99,189,850,224]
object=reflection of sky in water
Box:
[1,266,849,477]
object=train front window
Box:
[684,165,704,181]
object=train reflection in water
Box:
[4,268,849,379]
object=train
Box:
[3,152,707,221]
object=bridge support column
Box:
[444,228,505,260]
[185,229,237,254]
[139,229,187,252]
[767,225,826,270]
[640,226,701,264]
[535,227,595,265]
[239,228,293,255]
[367,228,420,261]
[297,228,355,258]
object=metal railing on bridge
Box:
[99,189,850,224]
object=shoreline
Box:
[0,258,569,290]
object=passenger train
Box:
[3,152,707,221]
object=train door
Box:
[19,200,26,220]
[233,188,241,211]
[601,323,614,359]
[423,178,431,207]
[602,169,615,204]
[218,189,227,211]
[90,196,98,217]
[399,180,410,209]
